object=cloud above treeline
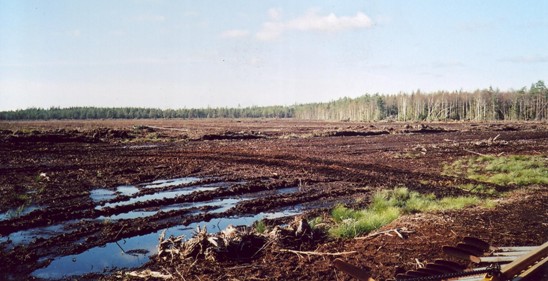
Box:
[221,9,374,41]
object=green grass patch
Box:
[482,198,497,209]
[328,187,488,238]
[403,192,480,212]
[329,205,400,238]
[437,196,481,209]
[443,155,547,187]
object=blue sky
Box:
[1,1,547,110]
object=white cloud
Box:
[256,22,284,41]
[292,10,373,32]
[256,10,373,41]
[220,29,249,39]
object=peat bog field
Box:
[0,119,546,280]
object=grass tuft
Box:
[254,220,267,234]
[328,205,400,238]
[437,196,481,209]
[328,187,488,238]
[443,155,547,187]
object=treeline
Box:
[1,81,546,121]
[0,105,293,120]
[294,80,548,121]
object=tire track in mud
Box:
[1,179,286,235]
[1,176,361,278]
[189,151,506,198]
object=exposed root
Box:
[157,218,322,264]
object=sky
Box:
[1,1,547,111]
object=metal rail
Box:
[496,240,548,280]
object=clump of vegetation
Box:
[443,155,547,186]
[254,220,267,234]
[329,204,400,238]
[327,187,488,238]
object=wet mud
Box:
[0,119,546,280]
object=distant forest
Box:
[1,81,546,121]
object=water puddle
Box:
[90,189,116,203]
[90,186,141,203]
[90,177,202,205]
[141,177,200,189]
[278,187,299,194]
[7,175,306,280]
[32,233,154,279]
[0,222,79,250]
[99,186,219,209]
[1,186,303,251]
[32,210,302,279]
[97,200,226,221]
[97,210,159,221]
[0,205,41,221]
[116,185,140,196]
[240,187,299,199]
[2,183,300,250]
[97,186,299,221]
